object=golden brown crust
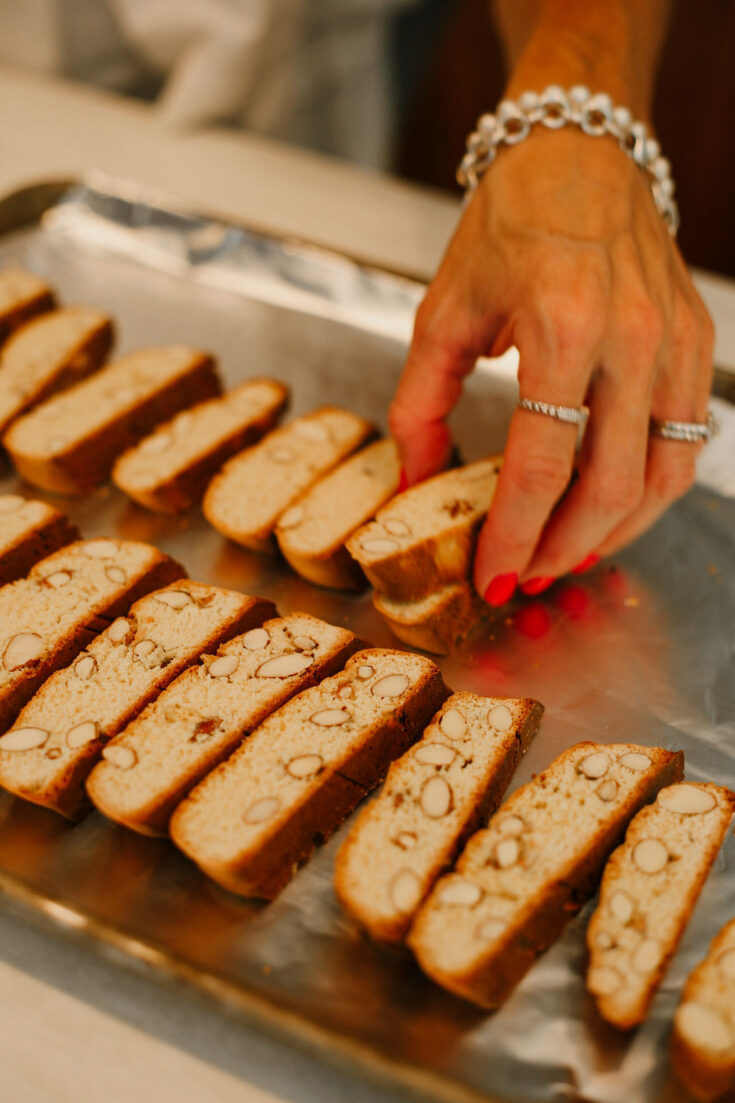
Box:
[112,380,289,513]
[334,695,544,942]
[408,743,685,1009]
[279,543,366,591]
[0,542,185,731]
[0,277,55,347]
[0,511,79,586]
[4,353,220,496]
[373,583,487,655]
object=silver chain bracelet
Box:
[457,85,679,236]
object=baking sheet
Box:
[0,178,733,1103]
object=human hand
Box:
[388,126,714,604]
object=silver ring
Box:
[651,412,720,444]
[518,397,587,425]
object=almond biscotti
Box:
[3,345,220,495]
[0,495,78,585]
[373,582,487,655]
[87,613,359,836]
[0,306,113,435]
[0,581,273,819]
[170,649,448,898]
[0,269,55,346]
[407,742,684,1008]
[112,378,289,513]
[203,406,375,553]
[275,438,401,589]
[672,917,735,1101]
[346,458,500,602]
[335,692,543,942]
[586,782,735,1030]
[0,539,184,731]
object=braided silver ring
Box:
[651,412,720,444]
[518,397,588,426]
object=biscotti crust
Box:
[334,692,543,942]
[0,496,79,585]
[87,613,359,836]
[0,307,114,436]
[408,742,684,1008]
[0,269,55,346]
[672,918,735,1101]
[203,405,375,553]
[587,782,735,1030]
[170,648,449,898]
[112,379,290,513]
[373,582,487,655]
[0,583,274,819]
[346,458,500,602]
[0,539,185,731]
[4,348,220,496]
[276,438,401,590]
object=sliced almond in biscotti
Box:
[3,345,220,496]
[335,692,543,941]
[0,581,273,819]
[0,306,113,435]
[672,917,735,1101]
[0,539,184,731]
[169,648,448,898]
[87,613,359,836]
[586,782,735,1030]
[373,581,487,655]
[275,438,401,590]
[203,406,375,553]
[0,269,55,346]
[407,741,684,1009]
[0,495,79,585]
[112,378,290,513]
[346,458,501,602]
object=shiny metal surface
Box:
[0,180,733,1103]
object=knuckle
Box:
[619,297,666,356]
[650,456,697,502]
[671,302,699,355]
[586,470,644,515]
[507,451,571,500]
[543,293,605,357]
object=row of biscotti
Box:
[335,723,735,1098]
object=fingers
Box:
[597,290,714,556]
[473,307,595,600]
[521,364,652,579]
[389,277,501,484]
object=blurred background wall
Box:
[0,0,732,277]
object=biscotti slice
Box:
[0,269,55,346]
[335,692,543,941]
[346,458,501,602]
[672,918,735,1101]
[373,582,487,655]
[0,495,78,585]
[586,782,735,1030]
[87,613,359,836]
[3,345,220,496]
[407,742,684,1008]
[112,378,290,513]
[0,539,184,731]
[0,306,113,436]
[275,438,401,589]
[0,581,273,819]
[170,648,448,898]
[203,406,375,553]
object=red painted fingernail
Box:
[483,573,518,606]
[571,553,600,575]
[520,576,555,596]
[398,468,409,493]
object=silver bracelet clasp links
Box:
[458,85,679,236]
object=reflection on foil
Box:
[0,178,731,1103]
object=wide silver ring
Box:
[518,397,587,426]
[651,412,720,444]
